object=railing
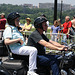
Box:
[22,31,74,44]
[22,31,75,54]
[0,30,74,53]
[0,30,74,45]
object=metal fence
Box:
[23,31,75,53]
[0,30,74,53]
[23,31,74,44]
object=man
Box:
[27,16,67,75]
[0,13,6,40]
[71,15,75,26]
[0,13,6,29]
[61,16,72,43]
[69,15,75,42]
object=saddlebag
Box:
[2,59,28,75]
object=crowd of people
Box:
[0,11,74,75]
[50,16,75,44]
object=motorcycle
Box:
[0,30,75,75]
[0,43,75,75]
[0,30,50,75]
[58,42,75,75]
[0,45,50,75]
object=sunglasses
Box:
[15,18,20,22]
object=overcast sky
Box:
[0,0,75,6]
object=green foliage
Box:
[0,4,75,24]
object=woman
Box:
[50,20,60,42]
[3,12,38,75]
[22,18,32,44]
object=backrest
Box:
[0,30,8,57]
[0,29,4,40]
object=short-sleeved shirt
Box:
[3,25,25,50]
[0,18,6,29]
[63,21,72,33]
[24,23,32,31]
[51,25,60,33]
[27,30,49,55]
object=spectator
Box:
[0,13,6,30]
[61,16,72,44]
[50,20,60,42]
[69,15,75,42]
[27,16,67,75]
[3,12,38,75]
[22,18,32,44]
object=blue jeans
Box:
[37,54,60,75]
[63,34,67,42]
[61,34,67,46]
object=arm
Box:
[66,27,71,35]
[38,39,64,51]
[66,22,72,35]
[24,26,32,31]
[4,38,24,45]
[50,29,52,36]
[58,19,61,28]
[57,30,60,38]
[49,40,65,48]
[21,26,25,31]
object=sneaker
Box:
[27,71,38,75]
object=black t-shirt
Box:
[27,30,49,55]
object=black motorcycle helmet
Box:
[34,16,47,29]
[7,12,20,26]
[41,14,46,17]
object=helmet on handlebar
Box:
[34,16,47,29]
[7,12,20,26]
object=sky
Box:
[0,0,75,6]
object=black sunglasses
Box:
[16,18,20,22]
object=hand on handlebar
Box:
[58,46,68,51]
[63,47,68,51]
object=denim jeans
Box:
[61,34,67,46]
[37,54,60,75]
[63,34,67,42]
[51,34,58,42]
